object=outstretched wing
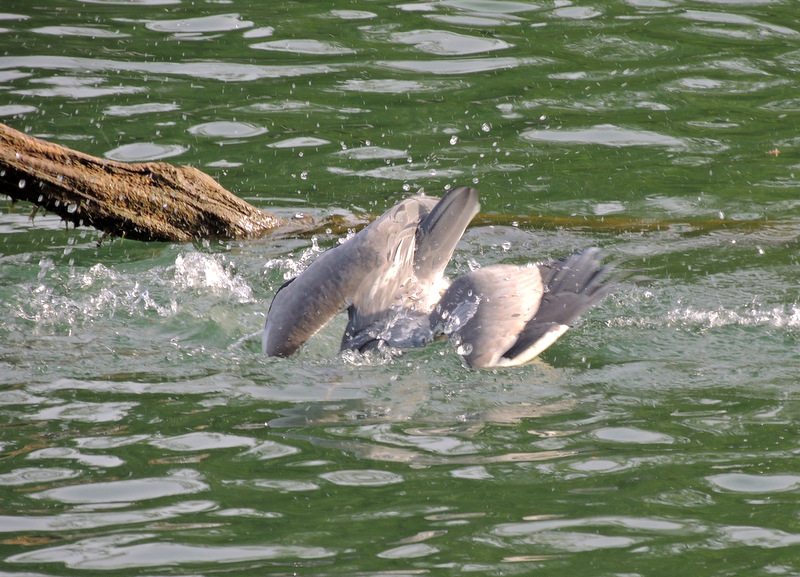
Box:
[342,187,479,351]
[432,265,545,368]
[263,243,364,356]
[414,186,479,298]
[265,195,438,357]
[501,248,613,365]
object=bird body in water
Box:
[263,186,613,368]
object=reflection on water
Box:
[3,0,800,575]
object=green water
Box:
[2,1,800,575]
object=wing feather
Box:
[433,265,544,368]
[501,248,613,365]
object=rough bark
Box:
[0,122,284,242]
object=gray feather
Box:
[432,265,544,368]
[414,186,479,285]
[502,248,613,362]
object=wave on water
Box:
[15,252,254,328]
[263,236,327,281]
[171,253,253,301]
[610,299,800,332]
[666,304,800,331]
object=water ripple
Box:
[251,39,355,55]
[241,440,301,460]
[143,13,254,34]
[30,401,138,424]
[441,0,540,14]
[387,29,512,55]
[334,78,454,93]
[0,55,341,82]
[707,473,800,494]
[27,447,125,468]
[0,467,80,486]
[14,76,145,99]
[105,142,188,161]
[104,102,181,116]
[329,10,377,20]
[381,56,546,74]
[32,26,130,38]
[378,543,439,558]
[0,104,37,116]
[267,136,331,148]
[150,432,256,452]
[520,124,686,148]
[7,533,336,569]
[715,525,800,548]
[335,146,409,160]
[593,426,675,444]
[0,500,216,533]
[491,516,692,554]
[32,469,208,504]
[680,10,799,38]
[320,469,404,486]
[187,121,267,139]
[552,6,603,20]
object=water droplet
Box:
[456,343,473,356]
[449,135,459,145]
[300,171,308,180]
[66,203,78,214]
[481,123,490,133]
[502,242,511,252]
[18,179,26,189]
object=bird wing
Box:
[263,242,364,356]
[264,195,438,357]
[414,186,480,300]
[432,265,545,368]
[500,248,613,366]
[342,187,479,350]
[344,195,437,327]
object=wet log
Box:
[0,122,284,242]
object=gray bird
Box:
[263,186,613,368]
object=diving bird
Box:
[263,185,613,368]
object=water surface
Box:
[2,1,800,575]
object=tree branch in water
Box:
[0,122,286,242]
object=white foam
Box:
[666,304,800,330]
[172,253,253,302]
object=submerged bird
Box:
[263,186,613,368]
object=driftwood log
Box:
[0,122,285,242]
